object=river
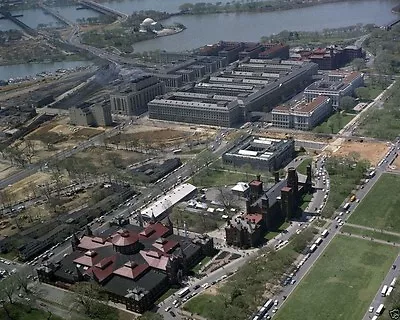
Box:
[132,0,398,52]
[0,0,397,78]
[0,61,93,82]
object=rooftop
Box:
[272,96,330,115]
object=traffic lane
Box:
[362,255,400,320]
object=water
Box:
[51,6,101,22]
[13,8,61,29]
[132,0,398,52]
[0,61,93,81]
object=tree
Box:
[339,96,356,111]
[355,87,371,101]
[70,282,118,320]
[351,58,366,71]
[0,274,18,304]
[216,187,238,209]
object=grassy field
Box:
[321,156,369,218]
[341,225,400,244]
[275,236,398,320]
[0,303,63,320]
[313,113,354,134]
[347,174,400,232]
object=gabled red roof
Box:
[139,223,169,240]
[111,229,139,247]
[152,238,179,254]
[281,186,292,192]
[78,235,112,251]
[113,262,149,280]
[140,250,169,271]
[88,255,117,283]
[73,250,101,267]
[250,180,262,187]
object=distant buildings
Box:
[222,136,295,171]
[110,75,166,116]
[69,102,112,127]
[37,221,214,313]
[198,41,289,63]
[148,91,244,127]
[304,71,364,108]
[225,165,313,248]
[290,45,364,70]
[271,96,332,130]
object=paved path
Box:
[345,222,400,237]
[339,231,400,247]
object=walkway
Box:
[339,231,400,247]
[345,222,400,237]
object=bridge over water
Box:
[0,9,37,36]
[76,0,128,19]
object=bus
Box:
[391,277,397,287]
[350,195,356,202]
[343,203,351,210]
[321,229,329,238]
[177,287,190,298]
[369,170,376,178]
[381,285,388,297]
[309,244,317,253]
[315,237,323,246]
[263,299,274,311]
[386,286,394,296]
[257,307,267,317]
[375,303,384,316]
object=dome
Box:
[141,18,155,26]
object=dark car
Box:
[169,311,176,317]
[194,284,200,290]
[393,265,397,270]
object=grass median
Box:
[341,225,400,244]
[274,235,398,320]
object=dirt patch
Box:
[4,172,53,201]
[259,131,331,143]
[204,285,219,296]
[332,140,389,165]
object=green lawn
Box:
[347,174,400,232]
[296,158,312,176]
[0,303,64,320]
[192,256,212,273]
[341,225,400,244]
[155,288,178,304]
[275,236,398,320]
[170,208,223,234]
[313,113,354,134]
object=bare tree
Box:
[0,274,18,304]
[216,187,238,209]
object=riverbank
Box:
[177,0,368,15]
[392,4,400,13]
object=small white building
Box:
[231,182,250,197]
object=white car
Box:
[274,299,279,306]
[165,306,171,312]
[201,283,209,288]
[369,306,374,313]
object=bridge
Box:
[39,4,75,27]
[0,10,37,36]
[384,18,400,30]
[76,0,128,19]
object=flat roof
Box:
[272,96,330,115]
[141,183,197,219]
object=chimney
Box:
[274,171,280,183]
[256,174,261,182]
[245,199,252,213]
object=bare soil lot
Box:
[333,140,389,165]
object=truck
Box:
[381,285,388,297]
[315,237,323,246]
[321,229,329,238]
[263,299,274,311]
[375,303,384,316]
[369,170,376,178]
[343,202,350,210]
[386,286,394,296]
[309,244,317,253]
[391,277,397,287]
[177,287,190,298]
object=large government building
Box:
[148,91,244,127]
[271,96,332,130]
[110,75,166,116]
[222,136,295,171]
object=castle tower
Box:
[287,167,299,193]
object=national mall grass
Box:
[347,173,400,232]
[274,236,398,320]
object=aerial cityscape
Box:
[0,0,400,320]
